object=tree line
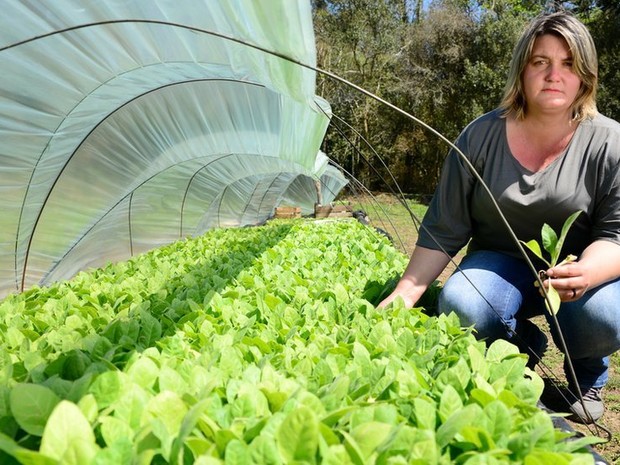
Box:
[312,0,620,199]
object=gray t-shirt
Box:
[417,109,620,263]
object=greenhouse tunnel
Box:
[0,0,347,299]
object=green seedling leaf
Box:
[520,239,549,266]
[522,211,582,316]
[438,385,463,423]
[0,431,58,464]
[100,416,134,447]
[467,344,489,379]
[557,254,578,267]
[194,456,224,465]
[277,406,318,462]
[319,422,340,446]
[485,339,519,363]
[350,421,393,459]
[322,406,357,427]
[321,443,355,465]
[342,431,365,465]
[409,433,439,464]
[555,210,583,264]
[10,383,61,436]
[436,404,480,448]
[522,211,582,268]
[248,435,283,465]
[170,398,212,465]
[88,371,126,409]
[523,450,573,464]
[127,355,159,389]
[541,223,559,262]
[40,400,99,463]
[78,394,99,424]
[483,401,512,441]
[137,310,162,349]
[145,391,187,438]
[413,397,437,431]
[224,439,250,464]
[91,438,133,465]
[544,281,561,315]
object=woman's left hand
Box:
[543,260,589,301]
[544,240,620,301]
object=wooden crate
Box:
[274,206,301,219]
[314,203,352,219]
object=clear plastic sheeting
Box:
[0,0,347,298]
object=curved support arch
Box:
[19,79,267,292]
[0,2,335,298]
[39,152,322,287]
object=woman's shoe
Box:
[568,386,604,424]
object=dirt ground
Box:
[347,193,620,463]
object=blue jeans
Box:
[438,250,620,389]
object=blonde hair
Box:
[499,11,598,121]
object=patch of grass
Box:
[343,193,426,254]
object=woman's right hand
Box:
[377,246,451,309]
[378,289,417,309]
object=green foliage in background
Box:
[313,0,620,196]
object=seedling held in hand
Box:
[520,210,582,315]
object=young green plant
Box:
[520,210,582,315]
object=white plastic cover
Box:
[0,0,347,298]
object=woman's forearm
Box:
[379,246,451,308]
[578,240,620,288]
